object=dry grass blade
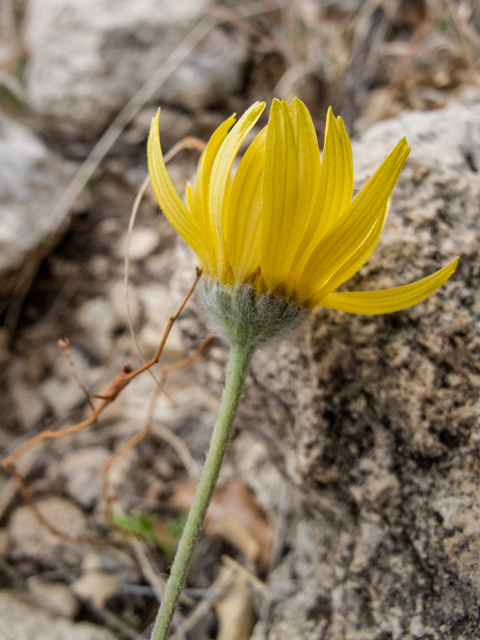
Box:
[170,557,264,639]
[129,536,167,603]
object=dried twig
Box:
[129,536,167,602]
[1,268,202,473]
[102,333,211,520]
[58,338,95,410]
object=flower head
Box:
[148,99,457,317]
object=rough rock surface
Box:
[0,591,116,640]
[0,110,74,295]
[24,0,250,139]
[173,92,480,638]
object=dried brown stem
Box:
[101,333,212,523]
[58,338,95,410]
[1,268,202,473]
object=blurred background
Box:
[0,1,479,638]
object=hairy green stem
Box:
[150,340,254,640]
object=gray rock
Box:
[8,497,89,567]
[174,93,480,638]
[75,297,117,358]
[56,447,110,509]
[40,376,87,418]
[137,283,185,359]
[0,110,74,294]
[108,279,142,327]
[9,360,47,429]
[27,576,78,618]
[0,591,115,640]
[24,0,250,139]
[37,342,91,418]
[116,226,160,261]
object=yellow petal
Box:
[186,182,193,210]
[227,127,267,282]
[314,107,354,238]
[193,114,237,262]
[290,108,353,283]
[261,99,321,292]
[209,102,266,279]
[297,137,410,304]
[148,109,210,265]
[313,199,390,301]
[284,98,322,293]
[316,258,458,314]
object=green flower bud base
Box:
[201,280,307,348]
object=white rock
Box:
[0,592,115,640]
[70,571,119,609]
[0,111,74,294]
[139,283,172,326]
[116,226,160,261]
[28,576,79,618]
[8,497,89,566]
[138,283,186,358]
[47,343,90,380]
[80,550,139,584]
[9,375,47,429]
[108,280,142,327]
[57,447,110,509]
[75,297,117,357]
[40,376,86,418]
[24,0,249,138]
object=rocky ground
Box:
[0,1,480,639]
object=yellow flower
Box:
[148,99,457,313]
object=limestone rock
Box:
[27,576,78,618]
[23,0,250,139]
[8,497,89,567]
[75,297,117,358]
[0,110,74,295]
[9,359,47,429]
[56,447,111,509]
[70,571,119,609]
[0,591,115,640]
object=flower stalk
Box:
[150,339,255,640]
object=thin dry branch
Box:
[101,333,212,522]
[1,268,202,473]
[58,338,95,410]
